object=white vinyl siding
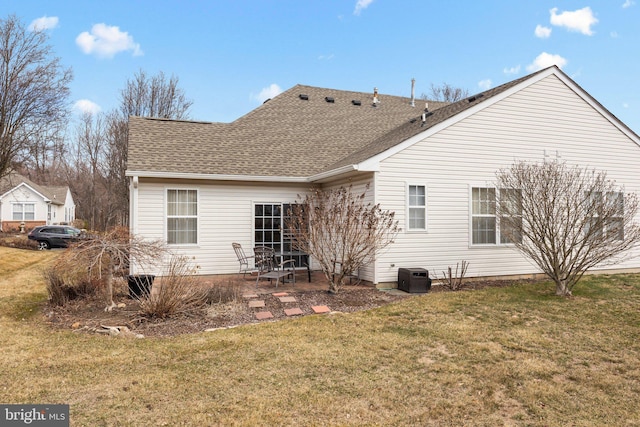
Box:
[407,184,426,231]
[133,180,311,275]
[373,73,640,283]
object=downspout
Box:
[130,176,139,274]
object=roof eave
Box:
[125,170,309,183]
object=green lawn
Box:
[1,246,639,426]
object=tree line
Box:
[0,15,192,231]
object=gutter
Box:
[126,164,367,184]
[125,170,309,183]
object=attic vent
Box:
[467,93,484,103]
[325,96,335,103]
[299,94,309,100]
[352,100,361,106]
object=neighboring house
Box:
[0,172,76,232]
[126,66,640,285]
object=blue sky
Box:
[4,1,639,133]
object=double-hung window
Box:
[589,191,624,241]
[167,189,198,244]
[471,187,496,244]
[12,203,35,221]
[471,187,522,245]
[408,184,426,231]
[607,192,624,241]
[499,188,522,244]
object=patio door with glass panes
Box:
[254,203,308,269]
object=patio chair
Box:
[232,243,254,277]
[254,246,296,288]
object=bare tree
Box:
[0,15,72,180]
[73,112,110,230]
[287,184,399,294]
[496,160,640,296]
[51,227,168,311]
[422,82,469,102]
[105,69,193,227]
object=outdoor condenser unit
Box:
[397,268,431,293]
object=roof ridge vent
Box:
[352,100,361,106]
[299,94,309,100]
[325,96,335,103]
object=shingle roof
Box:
[0,172,68,205]
[127,85,448,178]
[126,67,569,180]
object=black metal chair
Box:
[253,246,296,288]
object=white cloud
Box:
[503,65,521,75]
[318,54,335,61]
[74,99,101,115]
[478,79,492,90]
[354,0,374,15]
[535,24,552,38]
[252,84,283,103]
[549,7,598,36]
[76,23,143,59]
[526,52,568,72]
[28,16,59,31]
[622,0,635,8]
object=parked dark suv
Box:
[27,225,83,250]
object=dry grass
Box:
[1,246,640,425]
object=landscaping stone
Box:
[248,300,265,308]
[255,311,274,320]
[284,308,304,316]
[312,305,331,314]
[279,296,297,303]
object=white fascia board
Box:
[125,170,309,183]
[358,67,560,170]
[307,164,359,182]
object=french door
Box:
[254,203,308,268]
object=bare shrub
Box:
[496,160,640,296]
[436,261,470,291]
[44,248,104,305]
[138,256,207,319]
[287,184,399,294]
[66,227,168,311]
[0,235,38,250]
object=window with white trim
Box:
[499,188,522,244]
[12,203,35,221]
[408,184,426,230]
[471,187,496,244]
[472,187,523,245]
[589,191,624,241]
[167,189,198,244]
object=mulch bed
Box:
[42,279,539,338]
